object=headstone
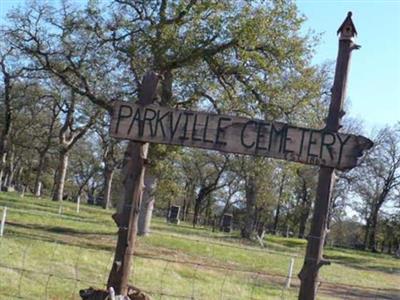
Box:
[6,186,15,192]
[168,205,180,224]
[221,214,232,233]
[1,186,14,192]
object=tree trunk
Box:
[367,207,379,252]
[185,201,190,221]
[138,175,156,236]
[298,181,311,239]
[204,195,212,225]
[182,182,194,221]
[52,150,69,201]
[138,198,154,236]
[363,217,371,250]
[2,173,9,190]
[182,198,187,221]
[14,166,24,190]
[4,150,15,188]
[219,199,232,228]
[102,166,114,209]
[0,152,7,189]
[387,241,392,254]
[273,203,281,235]
[241,177,257,239]
[272,173,286,235]
[298,213,306,239]
[392,238,399,255]
[193,197,201,228]
[5,167,15,187]
[0,169,3,190]
[34,153,46,197]
[0,67,12,191]
[193,186,206,228]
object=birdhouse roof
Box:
[337,12,357,36]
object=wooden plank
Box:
[110,101,372,170]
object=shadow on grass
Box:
[4,222,116,253]
[7,221,114,235]
[324,252,399,275]
[6,227,115,253]
[320,282,400,300]
[151,222,234,240]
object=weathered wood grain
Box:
[110,101,372,170]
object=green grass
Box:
[0,192,399,300]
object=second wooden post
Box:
[298,12,362,300]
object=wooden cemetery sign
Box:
[104,13,372,300]
[110,101,372,170]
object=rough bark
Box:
[34,153,46,197]
[4,150,15,188]
[367,206,380,252]
[138,175,156,236]
[192,187,205,227]
[51,91,97,201]
[241,177,257,239]
[191,158,228,227]
[272,173,286,235]
[102,166,114,209]
[363,217,371,250]
[107,72,159,295]
[0,54,13,189]
[182,197,187,221]
[272,202,281,235]
[52,150,69,201]
[34,100,60,197]
[182,181,195,221]
[0,168,4,189]
[298,180,311,239]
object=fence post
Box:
[298,13,361,299]
[76,195,80,214]
[285,258,295,289]
[106,71,160,295]
[0,206,7,237]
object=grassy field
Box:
[0,192,399,300]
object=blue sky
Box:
[1,0,399,131]
[298,0,400,131]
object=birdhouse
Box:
[337,12,357,41]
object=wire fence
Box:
[0,205,399,300]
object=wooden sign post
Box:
[298,12,360,300]
[106,72,160,295]
[106,13,370,300]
